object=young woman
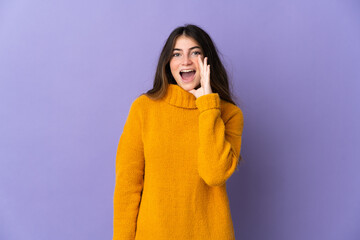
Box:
[113,24,244,240]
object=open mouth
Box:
[179,69,196,82]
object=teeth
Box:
[180,69,195,73]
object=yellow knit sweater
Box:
[113,83,244,240]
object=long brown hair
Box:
[143,24,239,106]
[141,24,244,165]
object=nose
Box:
[181,55,192,65]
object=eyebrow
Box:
[173,46,201,51]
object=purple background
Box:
[1,0,359,239]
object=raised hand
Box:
[188,55,213,98]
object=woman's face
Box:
[169,35,204,91]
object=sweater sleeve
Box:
[113,98,144,240]
[195,93,244,187]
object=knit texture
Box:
[113,83,244,240]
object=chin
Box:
[183,82,197,90]
[176,78,200,90]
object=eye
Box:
[192,51,201,56]
[172,53,180,57]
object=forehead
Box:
[173,35,200,49]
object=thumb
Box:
[188,89,197,97]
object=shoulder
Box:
[129,93,151,109]
[128,93,156,116]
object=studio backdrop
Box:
[0,0,359,239]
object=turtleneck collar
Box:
[163,83,197,109]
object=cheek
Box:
[169,61,178,74]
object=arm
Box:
[196,93,244,187]
[113,98,144,240]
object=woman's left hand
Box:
[188,55,213,98]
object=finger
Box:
[207,65,210,82]
[204,57,207,70]
[204,64,208,83]
[198,55,203,73]
[202,57,207,79]
[200,71,204,86]
[199,57,205,84]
